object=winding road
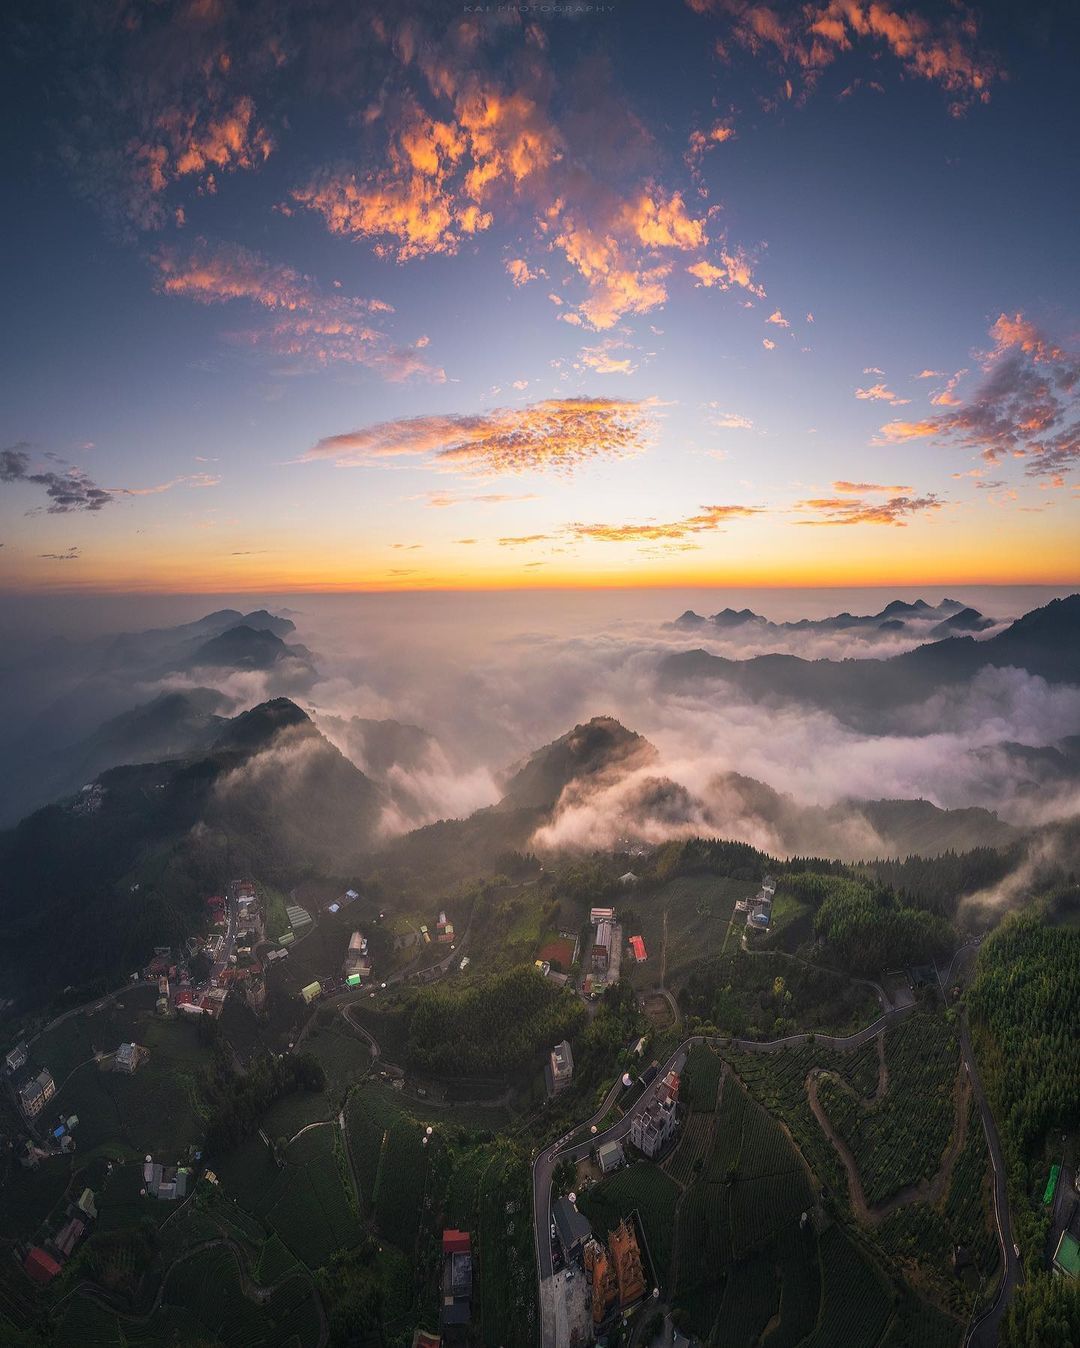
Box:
[960,1013,1022,1348]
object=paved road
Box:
[961,1013,1022,1348]
[532,1005,915,1348]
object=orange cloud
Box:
[576,340,638,376]
[876,314,1080,477]
[690,0,1001,114]
[569,503,761,542]
[929,369,967,407]
[765,309,789,327]
[832,480,913,493]
[627,188,706,250]
[876,418,938,442]
[152,242,441,380]
[506,257,541,286]
[762,337,776,350]
[796,494,943,526]
[855,381,909,406]
[306,397,656,476]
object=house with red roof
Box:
[24,1247,61,1284]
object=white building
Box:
[630,1099,677,1159]
[590,907,616,925]
[598,1140,625,1174]
[18,1069,55,1119]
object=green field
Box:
[681,944,881,1041]
[668,1074,817,1339]
[619,874,746,992]
[214,1122,360,1270]
[52,1216,322,1348]
[815,1014,958,1206]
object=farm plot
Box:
[345,1082,411,1208]
[763,1225,822,1348]
[815,1013,958,1207]
[578,1162,680,1281]
[681,1043,724,1110]
[723,1040,889,1199]
[373,1116,430,1253]
[55,1245,322,1348]
[800,1225,892,1348]
[667,1112,715,1187]
[716,1250,780,1347]
[875,1097,997,1318]
[476,1145,537,1348]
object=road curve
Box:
[532,1005,915,1348]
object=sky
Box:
[2,0,1079,594]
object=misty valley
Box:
[0,591,1077,1348]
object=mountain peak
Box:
[500,715,656,811]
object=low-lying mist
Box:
[1,587,1077,860]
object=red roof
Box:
[175,988,193,1005]
[206,895,225,908]
[24,1247,61,1284]
[443,1229,471,1255]
[630,935,647,960]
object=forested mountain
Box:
[0,698,384,1003]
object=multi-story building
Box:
[548,1040,574,1095]
[591,918,615,972]
[18,1069,55,1119]
[630,1098,677,1159]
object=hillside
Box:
[0,699,383,1004]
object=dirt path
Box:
[806,1064,971,1227]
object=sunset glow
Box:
[2,1,1078,593]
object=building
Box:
[23,1247,61,1285]
[619,872,639,887]
[597,1140,625,1174]
[629,935,647,962]
[591,918,615,972]
[630,1098,678,1159]
[115,1042,139,1074]
[300,981,322,1004]
[553,1195,592,1256]
[590,906,616,925]
[609,1216,647,1306]
[441,1230,473,1338]
[657,1069,680,1108]
[5,1042,28,1073]
[53,1216,86,1259]
[344,931,373,980]
[1054,1231,1080,1279]
[143,1157,190,1201]
[548,1040,574,1096]
[18,1069,55,1119]
[585,1239,618,1328]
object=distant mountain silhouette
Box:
[186,624,314,672]
[668,596,990,639]
[660,594,1080,721]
